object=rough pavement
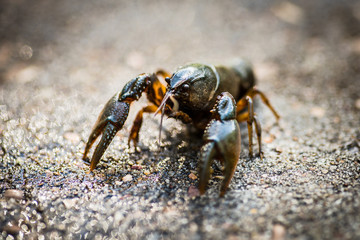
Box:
[1,0,360,239]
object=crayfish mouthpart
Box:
[169,95,179,112]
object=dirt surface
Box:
[1,0,360,239]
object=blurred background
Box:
[0,0,359,239]
[0,0,359,119]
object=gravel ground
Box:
[1,0,360,239]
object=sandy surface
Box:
[1,0,359,239]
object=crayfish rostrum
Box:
[83,59,279,196]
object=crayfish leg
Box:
[128,104,158,149]
[253,115,263,159]
[128,73,169,149]
[251,87,280,120]
[236,87,279,159]
[236,96,256,158]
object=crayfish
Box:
[83,59,279,196]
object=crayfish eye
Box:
[165,77,171,85]
[182,83,189,91]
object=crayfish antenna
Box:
[154,92,172,145]
[158,103,166,146]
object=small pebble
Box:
[310,106,326,118]
[122,174,133,182]
[3,224,21,235]
[5,189,24,199]
[355,98,360,110]
[63,198,78,209]
[188,185,200,198]
[264,135,275,143]
[131,165,142,170]
[143,170,151,175]
[250,208,258,214]
[63,131,81,144]
[188,173,197,180]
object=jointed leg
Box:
[236,87,279,159]
[236,96,256,157]
[253,115,262,159]
[128,71,171,149]
[168,111,192,124]
[156,69,171,79]
[128,104,158,148]
[236,96,262,159]
[247,87,280,120]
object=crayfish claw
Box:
[83,93,130,171]
[198,142,216,195]
[199,92,241,196]
[219,149,239,197]
[83,120,107,161]
[90,123,119,171]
